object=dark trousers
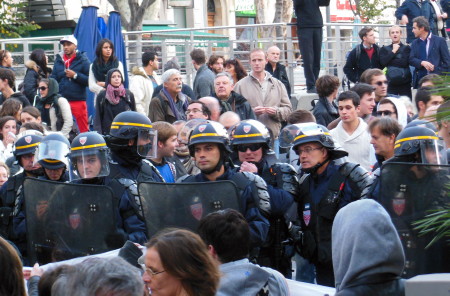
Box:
[297,27,323,90]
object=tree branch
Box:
[107,0,130,29]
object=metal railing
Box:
[0,22,404,90]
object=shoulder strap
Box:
[177,174,195,183]
[356,45,361,65]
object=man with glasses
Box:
[360,69,392,115]
[186,101,210,120]
[376,97,408,128]
[287,122,372,287]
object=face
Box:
[371,75,388,99]
[214,75,233,99]
[296,143,327,170]
[194,143,221,172]
[359,92,376,116]
[267,47,281,64]
[225,64,235,77]
[150,55,159,71]
[77,155,102,179]
[62,41,77,56]
[1,119,16,139]
[0,166,8,186]
[44,167,65,181]
[186,103,208,120]
[377,103,397,120]
[3,52,13,67]
[110,71,123,87]
[211,58,224,74]
[363,30,376,45]
[427,95,444,109]
[21,112,40,125]
[102,42,112,59]
[143,247,183,296]
[164,74,182,95]
[338,99,360,123]
[370,127,395,158]
[250,51,266,74]
[389,27,402,43]
[238,145,263,163]
[412,22,423,38]
[159,135,178,158]
[39,81,49,98]
[21,154,41,172]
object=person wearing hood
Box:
[23,49,51,105]
[35,78,74,139]
[332,199,406,295]
[94,68,136,135]
[376,97,408,128]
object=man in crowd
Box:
[51,35,90,133]
[414,86,444,119]
[219,111,241,130]
[436,100,450,147]
[265,46,291,98]
[130,51,160,116]
[0,68,30,106]
[208,54,224,74]
[360,69,390,114]
[376,98,408,128]
[213,72,255,120]
[396,0,433,44]
[330,91,374,171]
[234,48,292,155]
[199,96,221,121]
[344,27,382,84]
[368,117,402,170]
[186,101,210,120]
[410,16,450,88]
[191,48,215,99]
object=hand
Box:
[97,81,105,88]
[421,61,434,72]
[240,161,258,173]
[265,107,277,115]
[288,222,303,244]
[65,69,76,78]
[254,106,266,115]
[5,132,15,145]
[443,13,448,19]
[401,15,409,25]
[392,43,400,53]
[30,263,43,277]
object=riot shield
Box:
[24,178,119,264]
[379,162,450,278]
[138,181,241,238]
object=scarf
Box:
[162,88,188,120]
[63,53,76,69]
[92,58,119,82]
[106,84,126,105]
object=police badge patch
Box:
[198,125,206,133]
[243,125,251,133]
[392,198,405,216]
[79,136,87,145]
[25,136,32,144]
[190,203,203,221]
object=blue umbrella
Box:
[98,17,107,38]
[74,6,102,119]
[106,11,129,88]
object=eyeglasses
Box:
[237,143,263,152]
[376,110,396,116]
[375,81,388,86]
[142,265,165,276]
[297,147,323,155]
[185,109,203,115]
[38,86,48,91]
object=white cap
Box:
[60,35,78,46]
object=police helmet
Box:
[394,126,447,164]
[70,132,110,180]
[230,120,270,149]
[291,123,348,159]
[405,119,438,134]
[188,121,231,156]
[13,134,42,157]
[36,133,70,169]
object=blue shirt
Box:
[155,163,175,183]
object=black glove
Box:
[287,222,303,244]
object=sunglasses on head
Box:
[39,86,48,91]
[375,80,388,86]
[376,110,396,116]
[237,144,263,152]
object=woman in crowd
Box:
[224,58,247,83]
[0,50,13,69]
[0,162,10,187]
[23,48,51,104]
[143,228,220,296]
[0,98,22,122]
[35,78,74,139]
[94,68,135,134]
[312,75,340,126]
[0,237,26,296]
[20,106,42,125]
[89,38,124,97]
[0,116,17,164]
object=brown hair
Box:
[0,98,22,118]
[152,121,177,144]
[0,237,26,296]
[0,68,15,88]
[0,116,16,140]
[190,48,206,65]
[208,54,224,68]
[287,109,316,124]
[316,75,340,98]
[21,106,41,120]
[224,58,247,82]
[20,122,45,134]
[368,117,402,138]
[146,229,220,296]
[0,50,10,66]
[360,68,384,85]
[0,162,10,178]
[359,27,374,40]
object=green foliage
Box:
[0,0,40,39]
[349,0,387,23]
[413,204,450,248]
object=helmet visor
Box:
[137,129,158,159]
[70,149,110,180]
[420,138,447,165]
[279,125,300,149]
[35,140,70,167]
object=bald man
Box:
[265,46,291,98]
[219,111,241,130]
[199,96,221,121]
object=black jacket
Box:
[294,0,331,28]
[265,62,291,96]
[0,92,31,107]
[343,44,382,83]
[312,97,339,127]
[379,43,411,68]
[214,91,256,120]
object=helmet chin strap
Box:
[302,158,330,175]
[200,149,228,175]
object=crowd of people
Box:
[0,11,449,295]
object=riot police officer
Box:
[36,133,71,182]
[230,119,296,276]
[180,121,270,249]
[70,131,146,244]
[0,134,42,254]
[288,123,372,287]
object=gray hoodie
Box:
[332,199,405,294]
